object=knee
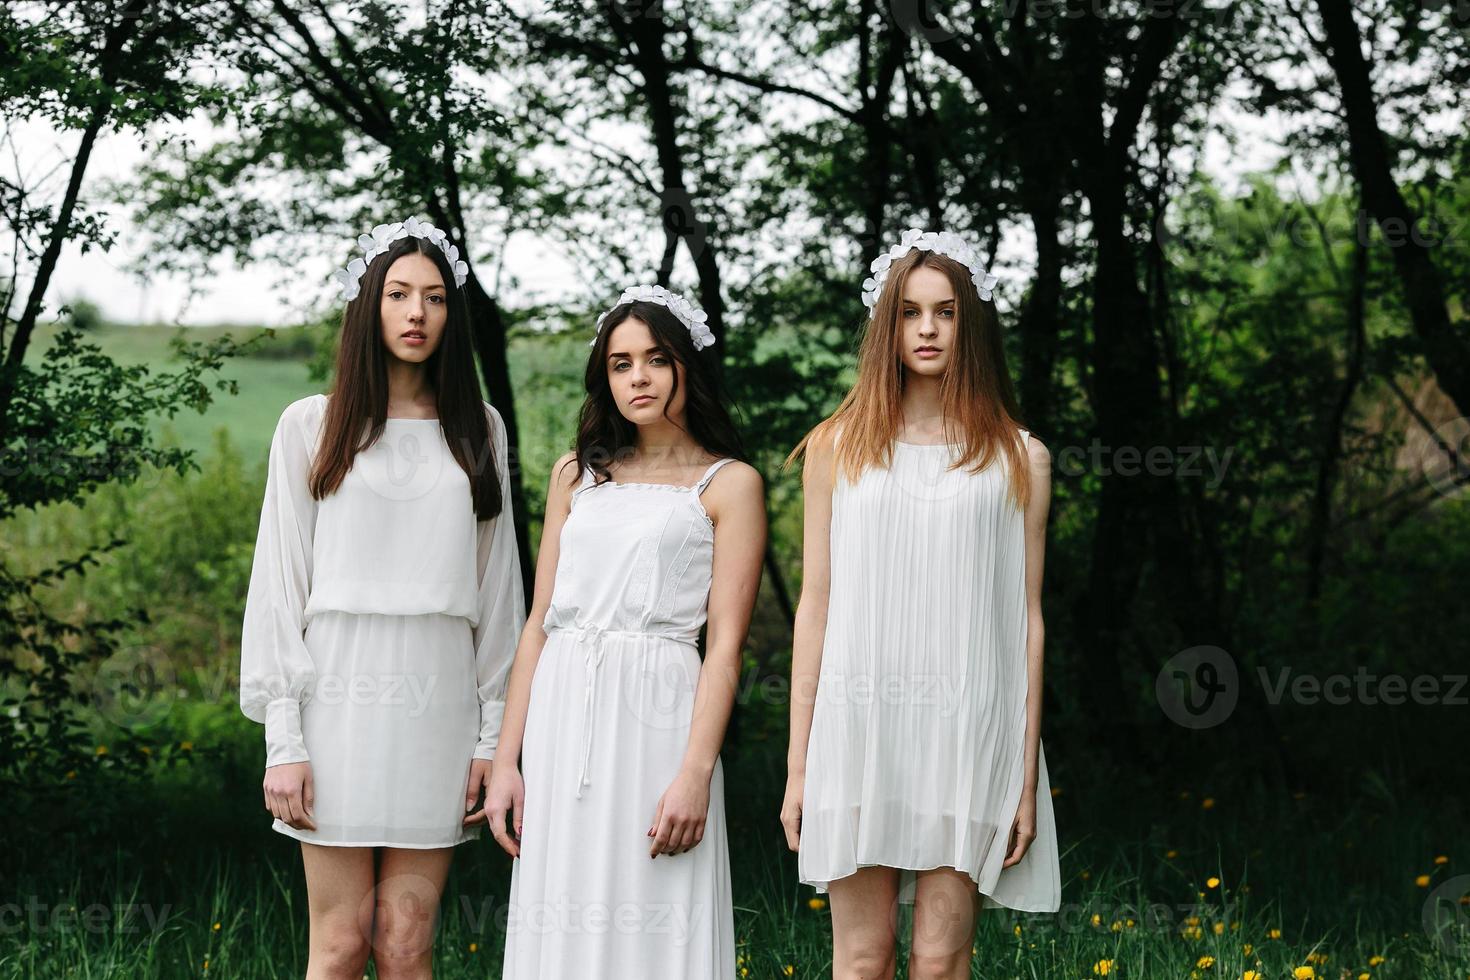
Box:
[834,939,898,980]
[371,922,434,977]
[310,925,371,978]
[908,947,971,980]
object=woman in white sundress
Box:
[782,230,1061,980]
[485,284,765,979]
[238,217,526,978]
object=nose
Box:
[919,315,939,337]
[407,297,425,323]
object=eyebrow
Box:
[902,297,955,305]
[607,346,665,358]
[386,280,445,290]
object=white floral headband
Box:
[860,228,999,311]
[332,216,469,302]
[590,283,716,351]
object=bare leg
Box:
[370,847,455,980]
[908,867,980,980]
[301,843,375,980]
[829,866,901,980]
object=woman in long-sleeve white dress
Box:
[238,218,526,978]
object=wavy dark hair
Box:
[568,299,747,486]
[308,233,505,521]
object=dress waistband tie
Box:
[546,623,695,799]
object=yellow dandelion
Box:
[1110,920,1122,932]
[807,897,827,910]
[1202,797,1215,809]
[1125,918,1136,929]
[65,771,77,780]
[180,741,194,751]
[1416,874,1431,887]
[1051,786,1062,797]
[1242,944,1253,955]
[737,954,745,965]
[1014,924,1022,937]
[1268,928,1282,940]
[1081,870,1092,881]
[1243,972,1260,980]
[1207,876,1220,889]
[95,745,108,756]
[140,746,152,755]
[1186,916,1201,926]
[468,942,478,953]
[1294,968,1315,979]
[1213,922,1225,935]
[1434,855,1449,865]
[1356,974,1369,980]
[1306,951,1327,964]
[212,922,220,931]
[1093,958,1113,975]
[1368,955,1385,966]
[1197,954,1216,968]
[783,966,793,977]
[1166,849,1179,859]
[1091,913,1102,927]
[740,969,748,978]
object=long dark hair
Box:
[569,299,747,486]
[308,233,505,521]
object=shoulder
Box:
[1022,429,1050,472]
[482,400,507,435]
[549,450,582,494]
[277,392,327,431]
[707,458,763,495]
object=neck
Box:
[900,369,945,425]
[385,358,434,414]
[631,416,703,461]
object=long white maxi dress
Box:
[238,392,526,848]
[502,458,737,979]
[798,428,1061,912]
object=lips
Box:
[403,329,426,340]
[631,395,655,405]
[916,346,941,353]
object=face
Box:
[897,264,957,377]
[605,316,687,425]
[379,252,448,362]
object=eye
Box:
[902,307,918,317]
[939,307,955,317]
[389,290,405,300]
[650,354,668,365]
[428,294,445,305]
[612,360,630,371]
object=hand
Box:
[648,767,710,858]
[1002,787,1038,868]
[263,761,317,831]
[779,770,804,852]
[462,758,492,827]
[484,762,525,858]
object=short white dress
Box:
[798,428,1061,912]
[502,458,737,979]
[238,392,526,847]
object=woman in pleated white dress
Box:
[783,231,1061,980]
[238,221,526,977]
[485,285,765,979]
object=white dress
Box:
[238,392,526,848]
[502,459,737,979]
[798,429,1061,912]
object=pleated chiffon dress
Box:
[238,392,526,847]
[502,458,737,980]
[798,429,1061,912]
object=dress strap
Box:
[694,457,736,495]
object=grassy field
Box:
[3,321,1468,978]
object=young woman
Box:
[484,284,764,979]
[238,217,526,978]
[782,230,1061,980]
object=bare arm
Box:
[681,462,766,778]
[649,462,766,857]
[1005,433,1052,867]
[483,451,581,853]
[780,427,835,850]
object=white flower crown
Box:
[590,283,716,351]
[860,228,999,311]
[332,216,469,302]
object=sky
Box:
[14,83,1292,330]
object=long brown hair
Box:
[784,248,1032,510]
[308,234,505,521]
[567,299,747,486]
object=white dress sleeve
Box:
[471,404,527,761]
[238,398,320,768]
